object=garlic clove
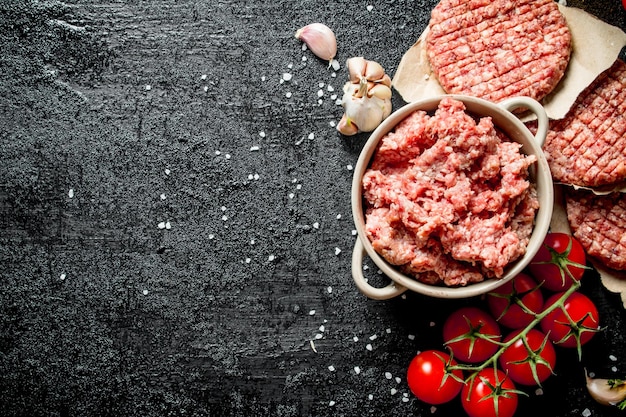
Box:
[585,370,626,407]
[368,84,392,100]
[295,23,337,62]
[364,60,385,82]
[337,114,359,136]
[379,74,392,88]
[346,57,367,83]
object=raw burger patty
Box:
[566,188,626,271]
[543,59,626,188]
[426,0,571,103]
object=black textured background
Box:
[1,1,625,416]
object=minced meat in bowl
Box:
[351,96,553,299]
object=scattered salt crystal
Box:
[287,63,293,69]
[317,89,324,98]
[331,59,340,71]
[225,154,231,159]
[582,409,591,417]
[369,334,377,341]
[354,366,361,374]
[408,334,416,340]
[319,325,325,332]
[215,150,221,155]
[145,85,151,90]
[612,366,618,372]
[248,174,254,180]
[315,333,323,340]
[165,221,171,229]
[353,336,359,342]
[282,73,292,81]
[203,86,209,92]
[309,309,316,316]
[390,388,397,395]
[317,99,323,105]
[209,234,215,239]
[429,321,436,327]
[367,5,374,11]
[336,214,342,219]
[308,132,315,140]
[346,164,353,170]
[254,173,260,180]
[160,193,166,200]
[609,355,617,361]
[285,92,292,98]
[268,254,275,261]
[335,98,342,106]
[296,184,302,190]
[313,222,320,229]
[395,377,401,384]
[289,193,295,199]
[328,365,335,372]
[385,372,392,379]
[329,400,335,407]
[330,94,337,100]
[60,273,66,281]
[366,344,373,351]
[259,131,266,138]
[68,188,74,198]
[535,388,544,396]
[158,222,166,229]
[368,394,374,400]
[165,169,171,175]
[261,75,266,81]
[250,145,259,151]
[430,406,437,414]
[201,74,207,80]
[402,396,409,403]
[327,85,334,92]
[386,328,392,334]
[245,258,251,263]
[222,215,228,221]
[351,230,357,236]
[327,286,332,293]
[302,56,307,62]
[318,82,325,88]
[142,289,149,295]
[329,121,336,127]
[334,247,341,255]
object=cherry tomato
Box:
[623,0,626,10]
[528,232,588,292]
[487,273,544,329]
[461,368,519,417]
[540,291,600,349]
[443,307,501,363]
[498,328,556,386]
[406,350,464,405]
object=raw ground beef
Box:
[541,59,626,188]
[566,188,626,271]
[362,97,538,286]
[425,0,571,103]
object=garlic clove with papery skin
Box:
[585,370,626,407]
[295,23,337,63]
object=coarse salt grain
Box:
[158,222,166,229]
[390,388,397,395]
[329,401,335,407]
[395,377,401,384]
[250,145,259,151]
[367,5,374,11]
[353,336,359,342]
[368,394,373,400]
[327,286,332,293]
[386,328,392,334]
[160,193,166,200]
[68,189,74,198]
[609,355,617,361]
[259,131,266,138]
[385,372,392,379]
[282,73,292,81]
[328,365,335,372]
[582,409,591,417]
[142,289,149,295]
[315,333,323,340]
[268,255,275,261]
[334,247,341,255]
[165,168,171,175]
[366,344,373,351]
[60,273,66,281]
[165,221,171,229]
[309,310,316,316]
[331,59,340,71]
[319,325,325,332]
[286,92,292,98]
[408,334,416,340]
[354,366,361,374]
[369,334,377,341]
[308,132,315,140]
[313,222,320,229]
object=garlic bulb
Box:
[585,370,626,407]
[337,57,392,136]
[295,23,337,63]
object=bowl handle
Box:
[351,237,408,300]
[498,97,549,147]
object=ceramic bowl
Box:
[351,95,553,300]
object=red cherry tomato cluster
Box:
[406,233,601,417]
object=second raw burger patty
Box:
[425,0,571,103]
[566,188,626,271]
[543,59,626,188]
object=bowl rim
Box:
[351,94,554,299]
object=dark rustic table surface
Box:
[1,1,626,416]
